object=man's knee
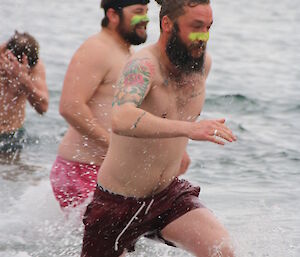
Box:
[206,240,235,257]
[192,236,235,257]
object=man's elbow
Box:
[111,108,128,135]
[111,113,123,135]
[111,105,139,136]
[59,100,82,121]
[59,102,72,119]
[37,103,48,115]
[35,99,48,115]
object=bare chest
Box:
[93,53,129,99]
[87,53,129,119]
[144,75,206,121]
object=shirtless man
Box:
[0,31,48,153]
[50,0,150,209]
[81,0,237,256]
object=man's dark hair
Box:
[100,0,123,28]
[6,31,39,68]
[155,0,210,29]
[100,0,149,27]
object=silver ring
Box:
[214,129,218,136]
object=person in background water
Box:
[50,0,152,210]
[0,31,48,154]
[81,0,237,256]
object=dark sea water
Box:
[0,0,299,256]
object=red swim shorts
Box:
[50,156,100,208]
[81,178,204,257]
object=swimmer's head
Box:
[155,0,213,73]
[100,0,149,45]
[155,0,211,29]
[6,31,39,68]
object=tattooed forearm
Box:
[130,111,146,130]
[112,58,154,107]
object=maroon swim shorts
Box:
[81,178,204,257]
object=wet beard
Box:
[117,22,147,45]
[166,25,206,74]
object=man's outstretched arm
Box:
[111,57,236,145]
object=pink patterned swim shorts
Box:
[50,156,100,208]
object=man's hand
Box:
[0,50,31,93]
[4,50,30,83]
[188,118,236,145]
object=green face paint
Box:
[131,15,149,26]
[188,32,209,42]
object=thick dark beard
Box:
[117,18,147,45]
[166,23,206,74]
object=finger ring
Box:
[214,129,218,136]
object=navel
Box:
[161,112,167,119]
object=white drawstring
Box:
[145,199,154,215]
[114,199,155,252]
[114,202,146,251]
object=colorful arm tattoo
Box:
[112,58,154,107]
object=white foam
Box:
[1,179,299,257]
[0,251,32,257]
[0,179,84,257]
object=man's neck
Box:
[102,27,131,53]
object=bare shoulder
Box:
[112,47,158,107]
[72,33,111,68]
[80,33,109,51]
[123,45,159,79]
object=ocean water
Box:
[0,0,299,256]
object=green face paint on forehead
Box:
[188,32,209,42]
[131,15,149,26]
